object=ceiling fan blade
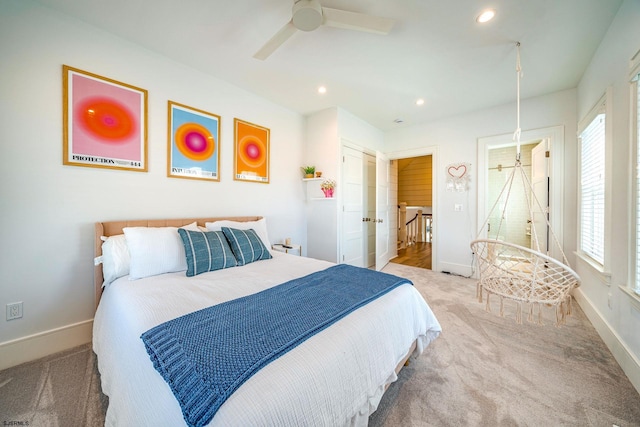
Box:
[322,7,395,35]
[253,21,298,60]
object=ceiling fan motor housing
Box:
[292,0,323,31]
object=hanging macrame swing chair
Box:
[470,42,580,326]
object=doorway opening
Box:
[486,142,541,250]
[477,125,564,261]
[390,155,433,270]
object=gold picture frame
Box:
[233,118,270,184]
[62,65,148,172]
[167,101,221,181]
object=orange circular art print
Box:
[78,97,134,141]
[174,122,216,161]
[235,119,269,182]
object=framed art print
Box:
[167,101,220,181]
[234,118,270,183]
[62,65,147,171]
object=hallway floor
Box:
[390,242,432,270]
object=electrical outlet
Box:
[454,204,463,212]
[6,302,23,321]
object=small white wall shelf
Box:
[303,178,336,201]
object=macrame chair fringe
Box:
[479,285,575,327]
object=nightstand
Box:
[271,243,301,256]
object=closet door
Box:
[341,145,365,267]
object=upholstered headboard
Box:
[94,216,263,309]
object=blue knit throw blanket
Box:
[141,264,412,427]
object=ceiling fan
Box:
[254,0,395,60]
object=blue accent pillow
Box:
[177,229,237,277]
[221,227,272,266]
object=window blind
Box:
[579,113,605,265]
[635,79,640,292]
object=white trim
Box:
[577,92,606,135]
[576,88,613,273]
[0,319,93,370]
[386,145,439,271]
[574,251,612,285]
[630,72,640,294]
[477,125,565,261]
[630,47,640,81]
[620,285,640,313]
[573,288,640,395]
[439,261,473,278]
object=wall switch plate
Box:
[7,302,23,320]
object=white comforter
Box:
[93,253,441,426]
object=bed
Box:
[92,216,441,426]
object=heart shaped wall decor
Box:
[447,164,467,178]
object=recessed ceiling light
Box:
[476,9,496,23]
[416,98,425,106]
[318,86,327,94]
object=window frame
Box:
[629,49,640,294]
[576,88,613,280]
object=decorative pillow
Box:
[177,229,237,276]
[221,227,272,266]
[123,222,200,280]
[205,218,272,253]
[101,234,130,286]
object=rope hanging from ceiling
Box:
[470,42,580,326]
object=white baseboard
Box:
[438,261,473,278]
[0,319,93,371]
[573,288,640,395]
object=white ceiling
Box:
[36,0,622,131]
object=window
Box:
[578,101,606,266]
[631,50,640,293]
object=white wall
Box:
[385,89,577,275]
[573,0,640,391]
[0,0,306,366]
[303,107,385,262]
[337,107,385,153]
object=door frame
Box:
[477,125,565,261]
[385,145,439,272]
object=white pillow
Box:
[123,222,199,280]
[205,218,271,250]
[101,234,130,286]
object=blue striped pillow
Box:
[177,229,237,277]
[221,227,272,266]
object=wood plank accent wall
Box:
[398,155,432,207]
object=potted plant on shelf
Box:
[301,165,315,178]
[320,179,336,198]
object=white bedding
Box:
[93,252,441,426]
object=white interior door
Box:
[342,146,365,267]
[530,139,549,254]
[375,152,390,270]
[365,154,377,268]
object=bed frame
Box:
[94,215,416,396]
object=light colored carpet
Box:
[1,264,639,426]
[0,343,107,426]
[371,263,640,427]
